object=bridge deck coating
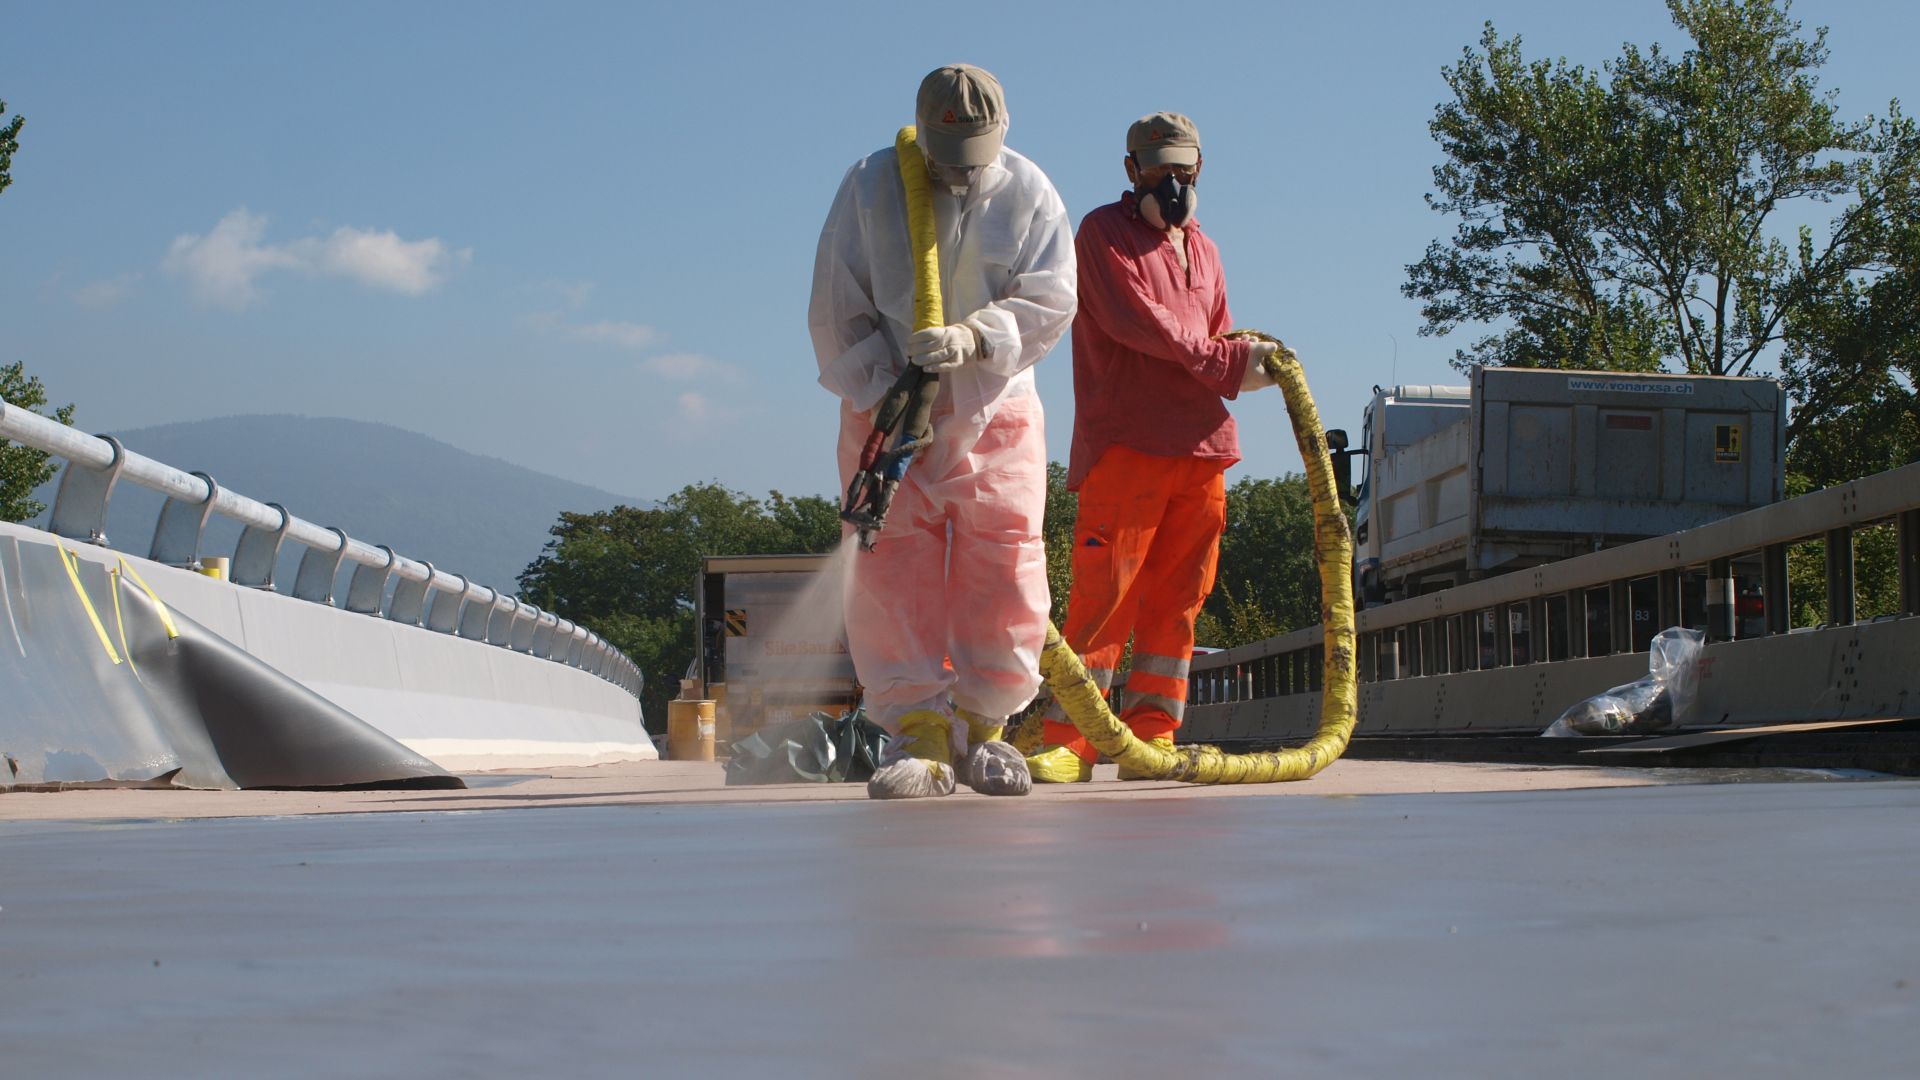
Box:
[0,757,1670,820]
[4,763,1915,1077]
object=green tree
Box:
[0,102,68,524]
[1040,460,1077,629]
[1,362,76,523]
[1197,474,1322,648]
[1406,1,1920,393]
[0,98,20,198]
[518,483,840,730]
[1777,122,1920,477]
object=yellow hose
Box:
[1035,334,1358,782]
[896,126,942,333]
[895,133,1357,783]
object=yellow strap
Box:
[57,543,123,665]
[116,557,180,639]
[108,567,141,679]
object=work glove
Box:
[907,323,981,373]
[1240,341,1283,393]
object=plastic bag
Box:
[723,707,889,785]
[1543,627,1704,737]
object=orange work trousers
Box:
[1042,446,1228,762]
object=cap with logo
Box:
[916,64,1007,168]
[1127,112,1201,167]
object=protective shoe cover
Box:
[867,709,958,800]
[1117,734,1176,780]
[1026,743,1092,784]
[953,706,1029,795]
[964,740,1031,796]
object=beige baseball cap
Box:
[1127,112,1201,166]
[916,64,1007,167]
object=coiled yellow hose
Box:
[1034,334,1358,782]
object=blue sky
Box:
[4,1,1915,502]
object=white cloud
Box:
[298,226,464,295]
[163,209,298,307]
[521,303,736,379]
[524,310,661,351]
[678,391,713,419]
[72,273,141,308]
[162,208,463,308]
[643,352,726,379]
[531,279,595,310]
[570,319,660,350]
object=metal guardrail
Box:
[1189,460,1920,707]
[0,401,643,698]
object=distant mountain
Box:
[33,415,640,596]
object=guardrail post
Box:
[1608,580,1630,654]
[291,527,350,604]
[1762,543,1791,635]
[509,604,538,652]
[458,587,494,639]
[388,560,434,626]
[1899,510,1920,617]
[485,596,519,645]
[344,545,395,615]
[48,435,126,545]
[1825,526,1855,625]
[231,503,291,588]
[531,614,556,657]
[1706,556,1734,641]
[1568,590,1590,658]
[1657,570,1682,633]
[1527,597,1547,664]
[426,575,467,634]
[458,584,499,634]
[150,471,218,568]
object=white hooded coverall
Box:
[809,144,1076,734]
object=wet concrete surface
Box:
[4,777,1918,1077]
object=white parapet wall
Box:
[7,520,656,774]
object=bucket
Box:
[199,556,230,581]
[668,699,716,762]
[708,683,730,752]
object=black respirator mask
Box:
[1137,171,1197,229]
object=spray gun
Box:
[839,364,941,551]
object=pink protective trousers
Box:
[836,391,1051,734]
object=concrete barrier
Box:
[2,520,654,787]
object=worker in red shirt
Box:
[1026,112,1280,783]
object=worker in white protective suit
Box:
[809,63,1076,800]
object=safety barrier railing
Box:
[1189,459,1920,706]
[0,401,642,698]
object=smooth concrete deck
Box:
[0,757,1662,820]
[4,762,1916,1077]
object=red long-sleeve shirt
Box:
[1066,192,1253,491]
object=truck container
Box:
[1350,368,1785,604]
[691,554,859,749]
